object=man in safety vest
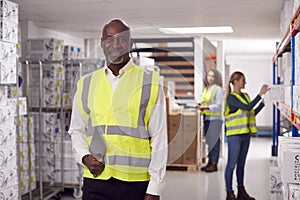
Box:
[68,19,167,200]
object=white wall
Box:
[20,20,84,58]
[27,21,84,48]
[225,54,273,127]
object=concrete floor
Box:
[56,137,272,200]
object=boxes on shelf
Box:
[269,157,283,199]
[63,45,83,60]
[264,85,285,103]
[0,0,18,23]
[278,136,300,199]
[7,97,27,116]
[0,86,7,105]
[0,123,15,147]
[0,20,18,43]
[30,63,64,80]
[293,85,300,114]
[29,87,62,108]
[167,110,201,166]
[0,41,16,63]
[27,38,63,52]
[0,185,18,199]
[0,105,15,125]
[0,61,16,84]
[0,145,17,169]
[0,166,18,189]
[26,51,63,61]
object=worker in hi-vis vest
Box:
[68,19,167,200]
[224,71,269,200]
[198,68,223,173]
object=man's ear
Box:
[100,38,103,48]
[130,39,133,49]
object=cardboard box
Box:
[0,106,15,125]
[7,97,27,116]
[0,62,16,84]
[26,51,63,61]
[0,166,18,189]
[182,113,199,165]
[0,145,17,169]
[167,113,182,135]
[0,20,17,43]
[0,0,18,23]
[0,41,16,63]
[30,63,64,80]
[287,183,300,200]
[0,124,15,147]
[27,38,63,52]
[0,185,18,199]
[0,86,7,105]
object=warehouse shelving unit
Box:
[22,59,103,200]
[23,60,65,200]
[272,5,300,156]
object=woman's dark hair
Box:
[204,68,223,87]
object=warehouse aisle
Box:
[162,137,272,200]
[58,137,272,200]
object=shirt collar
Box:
[104,58,134,78]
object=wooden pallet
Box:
[166,164,199,173]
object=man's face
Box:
[101,22,132,65]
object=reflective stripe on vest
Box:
[225,92,257,136]
[200,84,222,116]
[86,125,150,139]
[108,155,150,167]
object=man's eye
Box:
[105,38,113,43]
[119,37,127,43]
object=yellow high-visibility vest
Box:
[75,64,159,181]
[200,84,222,117]
[225,92,257,136]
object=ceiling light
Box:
[159,26,233,34]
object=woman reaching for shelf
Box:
[224,71,269,200]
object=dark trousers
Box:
[204,120,222,164]
[224,133,251,193]
[82,177,149,200]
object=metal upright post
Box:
[60,61,65,192]
[291,35,298,137]
[38,61,43,200]
[15,56,21,200]
[272,61,279,156]
[25,60,33,200]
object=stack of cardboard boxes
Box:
[277,136,300,199]
[63,45,83,61]
[26,39,83,186]
[26,38,63,61]
[166,92,202,169]
[0,1,36,198]
[167,110,201,166]
[19,116,36,195]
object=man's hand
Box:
[83,154,105,177]
[144,194,159,200]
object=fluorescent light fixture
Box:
[159,26,233,34]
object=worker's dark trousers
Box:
[82,177,149,200]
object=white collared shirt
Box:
[68,59,167,196]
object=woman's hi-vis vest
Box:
[75,64,159,182]
[200,84,222,117]
[225,92,257,136]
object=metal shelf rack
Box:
[272,5,300,156]
[21,59,103,200]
